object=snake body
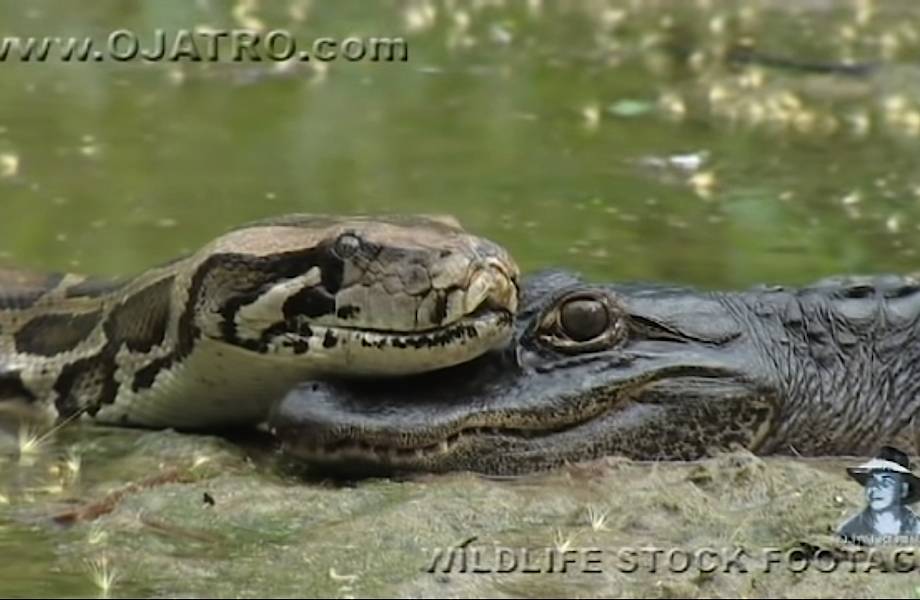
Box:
[0,214,519,430]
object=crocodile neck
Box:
[726,275,920,455]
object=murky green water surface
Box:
[3,0,920,597]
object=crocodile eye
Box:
[560,298,609,341]
[536,290,625,354]
[333,233,361,258]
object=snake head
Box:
[185,214,520,376]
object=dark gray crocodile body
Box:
[269,269,920,475]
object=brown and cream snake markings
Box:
[0,214,519,432]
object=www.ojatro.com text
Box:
[0,29,409,63]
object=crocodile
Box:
[270,269,920,475]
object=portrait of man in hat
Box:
[837,446,920,545]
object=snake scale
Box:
[0,214,519,432]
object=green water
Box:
[3,0,920,597]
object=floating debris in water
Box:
[638,151,709,175]
[607,99,652,118]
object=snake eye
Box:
[333,233,361,258]
[559,298,609,341]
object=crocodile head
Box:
[268,270,781,475]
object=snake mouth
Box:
[251,297,516,376]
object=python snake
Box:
[0,214,519,431]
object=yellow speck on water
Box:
[689,171,717,199]
[880,31,900,59]
[708,84,730,107]
[0,494,8,505]
[288,0,311,23]
[738,67,764,89]
[155,218,178,229]
[405,1,437,32]
[581,103,601,129]
[658,92,686,119]
[232,0,265,31]
[601,8,627,29]
[839,24,858,41]
[855,0,875,26]
[527,0,542,17]
[792,110,817,134]
[846,111,871,136]
[841,191,862,206]
[452,9,470,30]
[903,111,920,135]
[886,214,901,233]
[310,61,329,85]
[166,67,185,86]
[0,152,19,177]
[194,24,219,36]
